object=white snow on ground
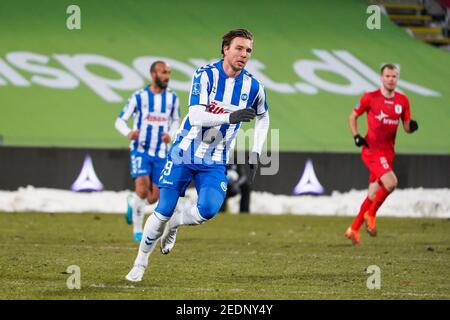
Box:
[0,185,449,218]
[233,188,450,218]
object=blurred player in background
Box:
[345,64,419,245]
[219,164,252,213]
[115,61,180,242]
[126,28,270,282]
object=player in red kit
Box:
[345,64,419,245]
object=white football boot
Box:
[160,216,179,255]
[160,205,185,255]
[125,264,146,282]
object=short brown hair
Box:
[380,63,398,75]
[150,60,166,73]
[221,28,253,55]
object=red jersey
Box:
[354,89,411,155]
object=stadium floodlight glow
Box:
[71,155,104,192]
[292,159,324,195]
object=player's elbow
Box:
[189,117,202,127]
[189,106,204,126]
[114,118,123,130]
[349,111,359,128]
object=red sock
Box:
[368,185,390,217]
[351,197,372,230]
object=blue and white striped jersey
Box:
[119,86,180,159]
[170,60,268,165]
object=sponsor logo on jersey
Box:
[375,111,388,122]
[383,118,399,125]
[146,115,168,122]
[384,100,394,104]
[375,111,398,125]
[161,179,173,185]
[207,101,228,114]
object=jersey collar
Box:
[215,59,246,81]
[146,85,166,96]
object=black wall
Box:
[0,146,449,195]
[255,151,450,194]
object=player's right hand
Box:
[409,119,418,133]
[354,134,368,147]
[229,108,256,124]
[128,130,140,140]
[161,132,171,144]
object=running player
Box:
[115,61,180,242]
[345,64,419,245]
[125,28,270,282]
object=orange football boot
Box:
[363,211,377,237]
[345,227,361,246]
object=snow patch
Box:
[0,186,449,218]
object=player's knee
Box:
[386,179,397,192]
[197,190,225,220]
[392,178,398,191]
[135,181,149,199]
[148,190,159,204]
[136,188,148,199]
[197,204,219,220]
[384,175,398,192]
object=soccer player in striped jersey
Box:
[115,61,180,242]
[126,29,270,282]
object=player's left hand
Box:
[161,133,171,144]
[409,119,418,133]
[354,134,368,147]
[128,130,140,141]
[248,152,260,185]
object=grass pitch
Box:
[0,212,449,300]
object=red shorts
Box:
[361,148,394,183]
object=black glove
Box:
[229,108,256,124]
[354,134,368,147]
[409,119,418,133]
[248,152,260,185]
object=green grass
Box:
[0,212,449,299]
